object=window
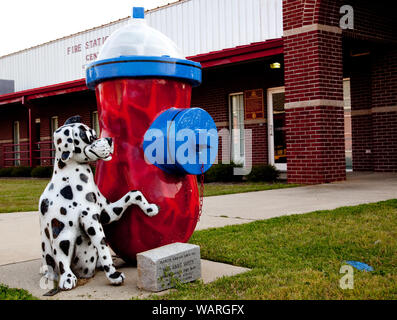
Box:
[91,111,100,136]
[50,116,58,163]
[229,93,245,165]
[13,121,20,166]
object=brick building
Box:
[0,0,395,184]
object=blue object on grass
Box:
[346,261,374,272]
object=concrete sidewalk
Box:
[0,172,396,299]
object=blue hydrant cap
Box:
[133,7,145,19]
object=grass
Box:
[0,178,298,213]
[0,179,48,213]
[0,284,38,300]
[203,182,300,197]
[148,200,397,300]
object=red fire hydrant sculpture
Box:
[86,7,217,262]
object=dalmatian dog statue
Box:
[39,115,159,291]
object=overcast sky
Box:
[0,0,179,57]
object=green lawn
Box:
[203,182,299,197]
[0,284,38,300]
[0,179,49,213]
[0,178,298,213]
[149,200,397,300]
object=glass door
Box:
[229,93,245,165]
[267,87,287,171]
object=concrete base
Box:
[0,258,249,300]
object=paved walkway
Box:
[0,172,396,299]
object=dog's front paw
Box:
[145,204,159,217]
[108,271,125,286]
[59,273,77,290]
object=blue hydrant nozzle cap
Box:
[133,7,145,19]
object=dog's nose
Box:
[105,137,113,147]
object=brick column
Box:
[283,1,346,184]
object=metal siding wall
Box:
[0,0,282,92]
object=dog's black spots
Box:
[79,126,90,144]
[73,257,79,264]
[100,210,110,224]
[75,147,82,154]
[64,144,68,149]
[125,196,130,203]
[45,254,56,270]
[67,274,71,277]
[82,210,88,216]
[50,201,53,206]
[69,221,73,227]
[87,168,91,173]
[67,138,73,143]
[41,242,45,251]
[44,227,50,239]
[104,265,110,272]
[62,177,67,181]
[84,268,88,275]
[106,199,110,205]
[60,207,67,215]
[109,271,122,279]
[76,236,82,245]
[59,262,65,275]
[60,240,70,256]
[76,185,83,191]
[100,237,107,245]
[67,279,71,284]
[80,173,88,183]
[53,249,57,255]
[87,227,96,236]
[74,139,80,145]
[60,186,73,200]
[147,208,153,213]
[73,202,78,207]
[92,214,100,221]
[88,241,91,246]
[86,192,96,203]
[135,195,142,201]
[40,198,49,215]
[90,256,95,263]
[56,138,62,145]
[61,151,70,161]
[103,256,107,260]
[49,183,54,191]
[113,207,123,216]
[54,170,57,175]
[51,219,65,239]
[64,129,70,136]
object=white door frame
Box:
[267,86,286,171]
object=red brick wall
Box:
[371,48,397,171]
[283,0,346,184]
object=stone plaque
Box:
[137,242,201,292]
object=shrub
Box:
[0,167,14,177]
[203,162,243,183]
[10,166,33,177]
[31,166,53,178]
[246,164,279,182]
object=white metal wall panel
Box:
[0,0,282,92]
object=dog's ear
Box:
[53,126,75,162]
[64,115,82,125]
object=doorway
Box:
[267,87,287,171]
